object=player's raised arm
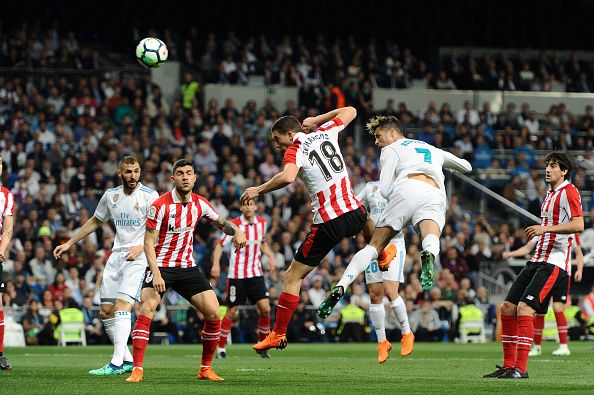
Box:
[212,216,247,251]
[53,215,105,258]
[240,163,299,204]
[443,150,472,173]
[302,106,357,130]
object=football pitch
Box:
[3,342,594,394]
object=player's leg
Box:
[367,281,391,363]
[415,219,441,292]
[362,214,395,269]
[530,314,544,356]
[254,295,272,358]
[254,259,314,350]
[189,289,224,381]
[125,269,163,383]
[0,282,11,370]
[217,305,237,358]
[552,301,570,355]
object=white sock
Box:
[390,296,411,334]
[422,234,440,257]
[110,311,131,367]
[369,303,386,343]
[337,246,378,290]
[102,317,116,343]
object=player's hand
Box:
[153,274,166,293]
[125,245,144,261]
[502,251,512,260]
[0,249,6,262]
[574,270,583,282]
[53,241,72,259]
[240,187,259,206]
[233,229,247,251]
[525,225,545,239]
[302,117,318,131]
[211,262,221,280]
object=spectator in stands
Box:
[409,300,445,342]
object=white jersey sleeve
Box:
[379,146,399,199]
[443,150,472,173]
[94,190,111,222]
[356,183,369,206]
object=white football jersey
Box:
[356,181,404,243]
[379,138,471,198]
[94,183,159,250]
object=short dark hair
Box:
[118,156,139,168]
[366,115,404,135]
[545,151,573,180]
[271,116,302,135]
[172,159,195,174]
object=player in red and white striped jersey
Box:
[503,233,583,357]
[0,155,15,370]
[126,159,246,383]
[212,199,276,359]
[241,106,377,351]
[485,151,584,379]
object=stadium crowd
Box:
[1,25,593,345]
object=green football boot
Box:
[420,251,435,292]
[317,286,344,319]
[89,363,125,375]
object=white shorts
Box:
[365,236,406,284]
[376,178,446,232]
[99,250,147,304]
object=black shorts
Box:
[551,275,570,304]
[505,261,569,314]
[142,266,212,302]
[225,276,269,307]
[295,207,367,267]
[0,263,4,293]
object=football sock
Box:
[337,246,378,290]
[501,315,518,369]
[131,315,152,368]
[555,311,568,345]
[421,234,440,258]
[102,317,116,343]
[111,311,131,367]
[533,314,544,346]
[272,292,300,336]
[218,317,233,349]
[369,303,386,342]
[201,320,221,369]
[0,310,4,355]
[257,315,271,342]
[390,296,411,334]
[516,315,534,372]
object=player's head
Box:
[544,151,573,184]
[366,115,404,148]
[271,116,302,150]
[117,156,141,191]
[240,198,257,218]
[171,159,197,194]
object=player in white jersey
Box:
[318,115,472,318]
[54,156,159,375]
[241,107,386,352]
[0,155,15,370]
[485,151,584,379]
[357,181,414,362]
[503,234,583,357]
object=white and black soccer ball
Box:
[135,37,168,69]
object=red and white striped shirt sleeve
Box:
[283,137,303,168]
[197,196,220,222]
[2,189,14,217]
[146,200,163,231]
[317,117,345,139]
[564,184,582,218]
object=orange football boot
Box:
[252,331,288,351]
[377,340,392,363]
[378,243,397,271]
[401,332,415,357]
[198,367,224,381]
[125,367,144,382]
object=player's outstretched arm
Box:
[144,226,165,292]
[443,150,472,173]
[53,216,104,259]
[0,215,13,262]
[212,216,247,251]
[240,163,299,205]
[502,240,536,259]
[302,106,357,130]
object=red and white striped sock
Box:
[533,315,544,346]
[201,320,221,369]
[501,315,518,369]
[515,316,534,373]
[257,315,271,342]
[131,315,152,369]
[272,292,300,336]
[0,310,5,355]
[555,311,568,345]
[218,317,232,349]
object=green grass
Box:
[2,342,594,394]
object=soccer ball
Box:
[135,37,168,68]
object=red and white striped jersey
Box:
[283,117,361,224]
[220,215,267,279]
[531,180,582,272]
[0,186,14,233]
[146,189,220,268]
